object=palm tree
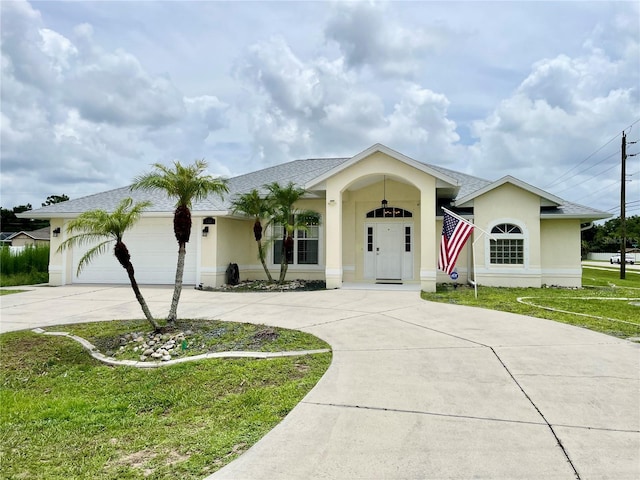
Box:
[57,198,160,331]
[131,159,228,323]
[265,181,319,284]
[230,189,274,283]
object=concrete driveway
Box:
[1,285,638,479]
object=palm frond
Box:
[76,240,114,275]
[132,159,228,208]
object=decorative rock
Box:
[143,348,154,356]
[139,355,147,361]
[151,352,163,359]
[161,355,171,361]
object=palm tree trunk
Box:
[257,241,273,283]
[125,264,160,331]
[114,241,159,331]
[167,242,186,323]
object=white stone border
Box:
[32,328,331,369]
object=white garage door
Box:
[72,218,198,285]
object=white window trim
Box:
[269,215,324,269]
[485,219,529,269]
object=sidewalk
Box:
[1,285,639,479]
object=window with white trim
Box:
[272,214,320,265]
[490,223,524,264]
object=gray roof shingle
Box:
[22,155,609,220]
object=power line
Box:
[544,118,640,190]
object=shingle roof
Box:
[21,152,609,221]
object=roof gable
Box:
[305,143,459,191]
[454,175,564,207]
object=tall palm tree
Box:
[57,198,160,331]
[265,181,319,284]
[230,189,274,283]
[132,159,228,323]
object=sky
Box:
[1,0,639,218]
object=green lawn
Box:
[0,321,331,479]
[422,266,640,339]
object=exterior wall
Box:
[473,184,543,287]
[10,234,49,247]
[48,219,67,286]
[263,198,327,282]
[211,217,256,287]
[347,179,421,283]
[323,151,437,291]
[434,218,473,284]
[540,219,582,287]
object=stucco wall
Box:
[48,219,67,286]
[473,184,543,287]
[324,151,437,290]
[540,218,582,287]
[347,179,421,282]
[10,235,49,247]
[212,217,256,286]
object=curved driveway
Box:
[1,285,638,479]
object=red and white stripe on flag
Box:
[438,210,474,275]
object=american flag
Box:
[438,210,474,275]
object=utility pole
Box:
[620,131,626,280]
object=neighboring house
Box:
[0,232,14,246]
[4,227,51,247]
[20,144,610,291]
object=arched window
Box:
[366,207,412,218]
[490,223,524,264]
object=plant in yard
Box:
[265,182,320,284]
[57,198,160,330]
[230,189,274,283]
[132,159,228,323]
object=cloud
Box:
[468,37,639,205]
[234,34,460,169]
[324,1,445,77]
[0,0,230,207]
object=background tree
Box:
[57,198,160,331]
[132,160,228,323]
[265,181,319,284]
[231,189,274,283]
[42,194,70,207]
[582,215,640,251]
[0,204,48,232]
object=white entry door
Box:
[375,223,403,280]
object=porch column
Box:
[325,185,343,289]
[420,187,437,292]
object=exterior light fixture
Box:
[202,226,209,237]
[52,227,61,237]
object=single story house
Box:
[22,144,610,291]
[4,227,51,247]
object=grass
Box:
[0,321,331,479]
[422,266,640,339]
[0,289,25,296]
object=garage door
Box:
[72,218,197,285]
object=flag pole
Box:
[441,207,496,298]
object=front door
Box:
[375,223,403,280]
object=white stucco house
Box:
[23,144,610,291]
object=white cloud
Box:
[0,0,638,216]
[324,1,445,77]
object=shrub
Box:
[0,245,49,286]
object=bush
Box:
[0,245,49,286]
